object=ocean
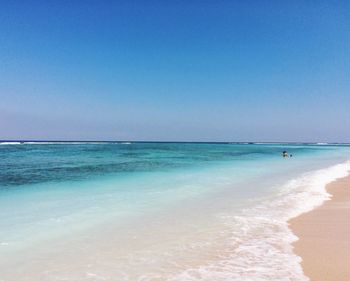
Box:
[0,142,350,281]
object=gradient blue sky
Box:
[1,0,349,142]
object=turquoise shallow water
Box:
[1,142,350,281]
[0,142,315,187]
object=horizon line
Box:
[1,140,350,145]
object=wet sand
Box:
[290,175,350,281]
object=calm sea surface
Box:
[1,142,350,281]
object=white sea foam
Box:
[0,142,22,145]
[4,141,110,145]
[168,161,350,281]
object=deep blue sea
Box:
[1,142,350,281]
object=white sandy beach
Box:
[290,175,350,281]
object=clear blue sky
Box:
[1,0,349,142]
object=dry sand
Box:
[290,175,350,281]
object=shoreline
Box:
[290,175,350,281]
